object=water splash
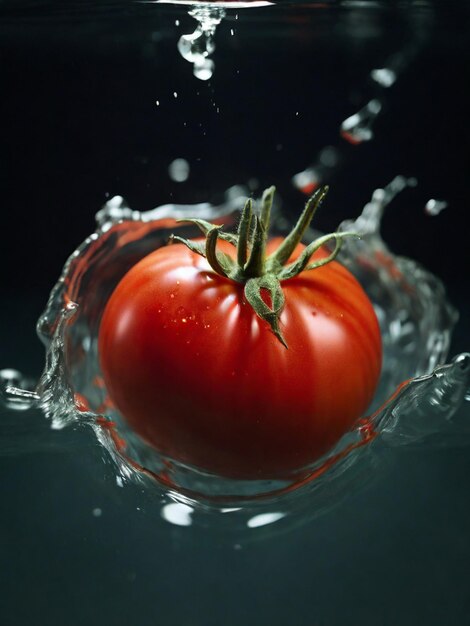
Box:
[177,5,226,81]
[377,354,470,445]
[339,175,417,235]
[173,1,273,80]
[1,180,469,527]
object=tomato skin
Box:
[98,238,382,479]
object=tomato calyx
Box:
[171,186,358,347]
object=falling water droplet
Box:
[340,99,382,144]
[371,67,397,88]
[177,5,226,81]
[292,146,340,195]
[168,158,190,183]
[319,145,339,167]
[194,58,215,81]
[292,169,321,195]
[425,199,448,216]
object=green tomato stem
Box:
[173,186,357,348]
[237,198,252,268]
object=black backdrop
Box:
[1,2,469,295]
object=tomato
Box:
[98,187,382,479]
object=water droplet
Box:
[92,507,102,517]
[179,30,214,64]
[292,146,340,195]
[155,100,160,106]
[425,199,448,216]
[371,67,397,88]
[292,169,321,195]
[177,6,225,81]
[340,99,382,144]
[168,158,190,183]
[319,146,339,167]
[173,91,178,98]
[194,58,214,81]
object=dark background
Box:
[1,2,469,625]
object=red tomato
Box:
[98,234,382,479]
